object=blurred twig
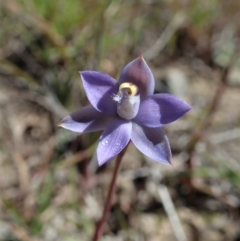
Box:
[0,59,39,89]
[39,135,57,166]
[9,223,43,241]
[0,0,66,49]
[208,127,240,144]
[193,182,240,208]
[144,12,186,60]
[158,185,188,241]
[185,54,236,175]
[11,152,30,193]
[148,163,188,241]
[57,144,96,169]
[0,58,69,118]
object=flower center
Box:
[112,82,140,120]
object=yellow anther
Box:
[119,82,138,96]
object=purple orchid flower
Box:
[59,56,191,166]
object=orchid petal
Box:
[134,94,191,127]
[97,119,132,166]
[59,105,111,133]
[80,71,119,115]
[118,56,154,100]
[131,123,171,165]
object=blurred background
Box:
[0,0,240,240]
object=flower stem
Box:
[92,145,128,241]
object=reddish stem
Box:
[92,145,128,241]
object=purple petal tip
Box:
[119,56,155,100]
